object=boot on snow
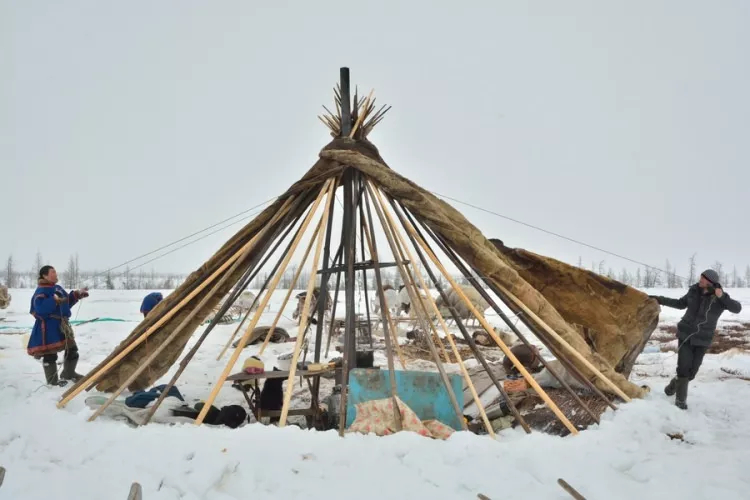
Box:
[60,357,84,382]
[43,361,68,387]
[675,377,688,410]
[664,377,677,396]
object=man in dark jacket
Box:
[650,269,742,409]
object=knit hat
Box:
[701,269,720,286]
[140,292,164,316]
[243,356,264,374]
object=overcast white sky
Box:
[2,1,748,281]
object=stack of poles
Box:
[362,181,629,434]
[409,211,630,404]
[385,194,630,408]
[56,191,314,413]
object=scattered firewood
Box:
[557,478,586,500]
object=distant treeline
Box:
[3,252,749,290]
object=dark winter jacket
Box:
[653,284,742,347]
[27,280,82,357]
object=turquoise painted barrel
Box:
[346,368,464,430]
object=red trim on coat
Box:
[28,312,75,358]
[27,339,69,356]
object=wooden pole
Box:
[194,179,335,425]
[215,213,314,360]
[364,181,467,431]
[494,283,631,402]
[376,184,579,435]
[339,68,352,136]
[558,479,587,500]
[59,196,296,403]
[371,191,496,437]
[140,210,304,425]
[86,198,298,422]
[313,182,338,363]
[211,206,304,330]
[251,219,322,357]
[337,168,358,436]
[357,184,374,350]
[311,188,338,414]
[409,213,616,413]
[387,209,451,363]
[57,195,297,409]
[361,185,403,432]
[387,197,532,433]
[402,211,608,421]
[278,182,336,427]
[490,289,616,414]
[349,89,374,138]
[382,306,407,369]
[324,249,344,358]
[358,206,406,369]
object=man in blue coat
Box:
[27,265,90,386]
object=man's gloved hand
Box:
[647,295,661,303]
[76,288,90,299]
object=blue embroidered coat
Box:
[27,281,81,357]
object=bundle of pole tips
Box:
[318,85,391,139]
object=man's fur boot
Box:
[61,356,84,382]
[43,361,67,387]
[664,377,677,396]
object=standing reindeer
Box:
[434,284,489,327]
[292,287,332,326]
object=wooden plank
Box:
[558,479,587,500]
[256,408,314,417]
[462,364,506,408]
[127,482,142,500]
[226,368,333,382]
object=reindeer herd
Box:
[369,283,490,327]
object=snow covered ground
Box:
[1,287,750,499]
